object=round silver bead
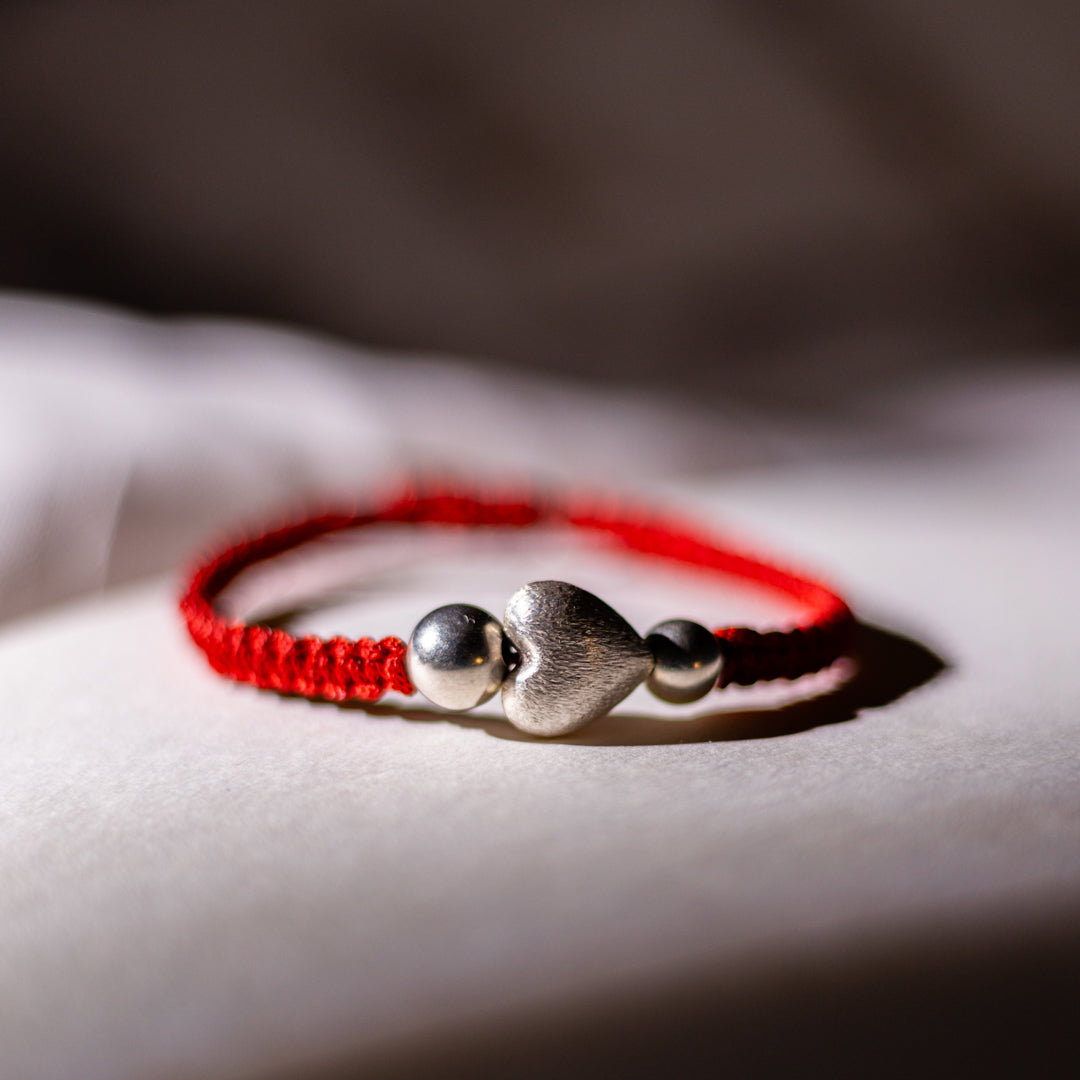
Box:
[644,619,723,704]
[406,604,510,711]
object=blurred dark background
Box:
[1,1,1078,403]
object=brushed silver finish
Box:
[406,604,509,711]
[645,619,723,703]
[501,581,653,737]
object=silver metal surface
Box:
[644,619,723,703]
[406,604,509,711]
[501,581,654,737]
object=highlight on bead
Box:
[179,482,854,706]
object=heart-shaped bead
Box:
[501,581,654,736]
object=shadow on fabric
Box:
[259,903,1080,1080]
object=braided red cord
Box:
[180,487,854,704]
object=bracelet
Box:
[180,486,854,737]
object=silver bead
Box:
[406,604,509,711]
[645,619,723,704]
[502,581,654,737]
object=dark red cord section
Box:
[180,487,854,703]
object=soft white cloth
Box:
[1,294,1078,1078]
[0,293,772,625]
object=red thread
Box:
[179,485,854,704]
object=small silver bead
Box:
[645,619,723,704]
[406,604,510,711]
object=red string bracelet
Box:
[180,486,854,737]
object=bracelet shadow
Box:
[342,620,947,747]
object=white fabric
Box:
[0,294,773,624]
[1,294,1078,1078]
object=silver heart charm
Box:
[502,581,654,737]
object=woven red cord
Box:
[180,487,854,703]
